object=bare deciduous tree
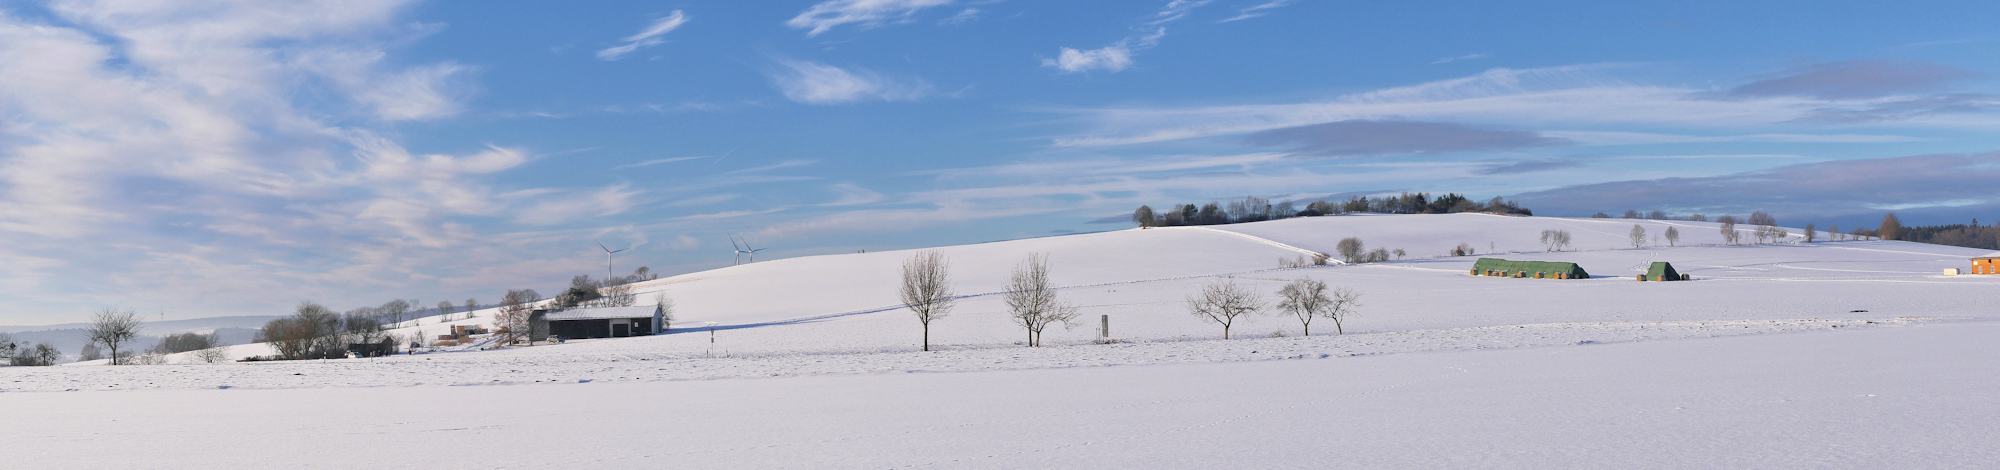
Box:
[1324,287,1360,334]
[900,250,956,351]
[1804,223,1816,243]
[1664,226,1680,246]
[498,289,543,346]
[1718,216,1739,245]
[1392,248,1406,260]
[1335,237,1365,263]
[84,307,143,365]
[1628,224,1647,249]
[1004,254,1080,347]
[1828,224,1840,241]
[379,299,411,326]
[436,301,455,322]
[594,282,637,307]
[1276,278,1330,336]
[463,298,479,320]
[1540,229,1573,251]
[1186,279,1265,339]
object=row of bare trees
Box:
[897,250,1363,350]
[1188,278,1360,339]
[899,251,1087,351]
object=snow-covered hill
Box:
[92,212,1995,368]
[10,213,1999,468]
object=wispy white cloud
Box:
[1218,0,1291,22]
[767,58,932,105]
[1431,53,1490,64]
[668,234,702,250]
[597,11,689,61]
[787,0,954,36]
[512,183,644,226]
[667,194,741,207]
[939,8,982,25]
[1543,131,1921,145]
[611,156,705,170]
[1149,0,1213,25]
[821,183,886,206]
[1047,64,1984,147]
[1043,1,1202,73]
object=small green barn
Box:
[1471,258,1590,279]
[1642,262,1687,281]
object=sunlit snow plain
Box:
[7,213,1998,468]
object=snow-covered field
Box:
[6,213,1999,468]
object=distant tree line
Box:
[1593,209,2000,249]
[1868,212,1999,250]
[1133,193,1532,228]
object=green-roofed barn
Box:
[1470,258,1590,279]
[1642,262,1688,281]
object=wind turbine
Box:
[595,241,627,281]
[730,235,766,265]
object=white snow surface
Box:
[6,213,1999,468]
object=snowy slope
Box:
[13,213,2000,468]
[7,321,1996,468]
[106,213,1999,368]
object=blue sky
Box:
[4,0,2000,323]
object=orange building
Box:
[1975,252,2000,274]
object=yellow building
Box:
[1975,252,2000,275]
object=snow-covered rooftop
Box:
[542,306,658,321]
